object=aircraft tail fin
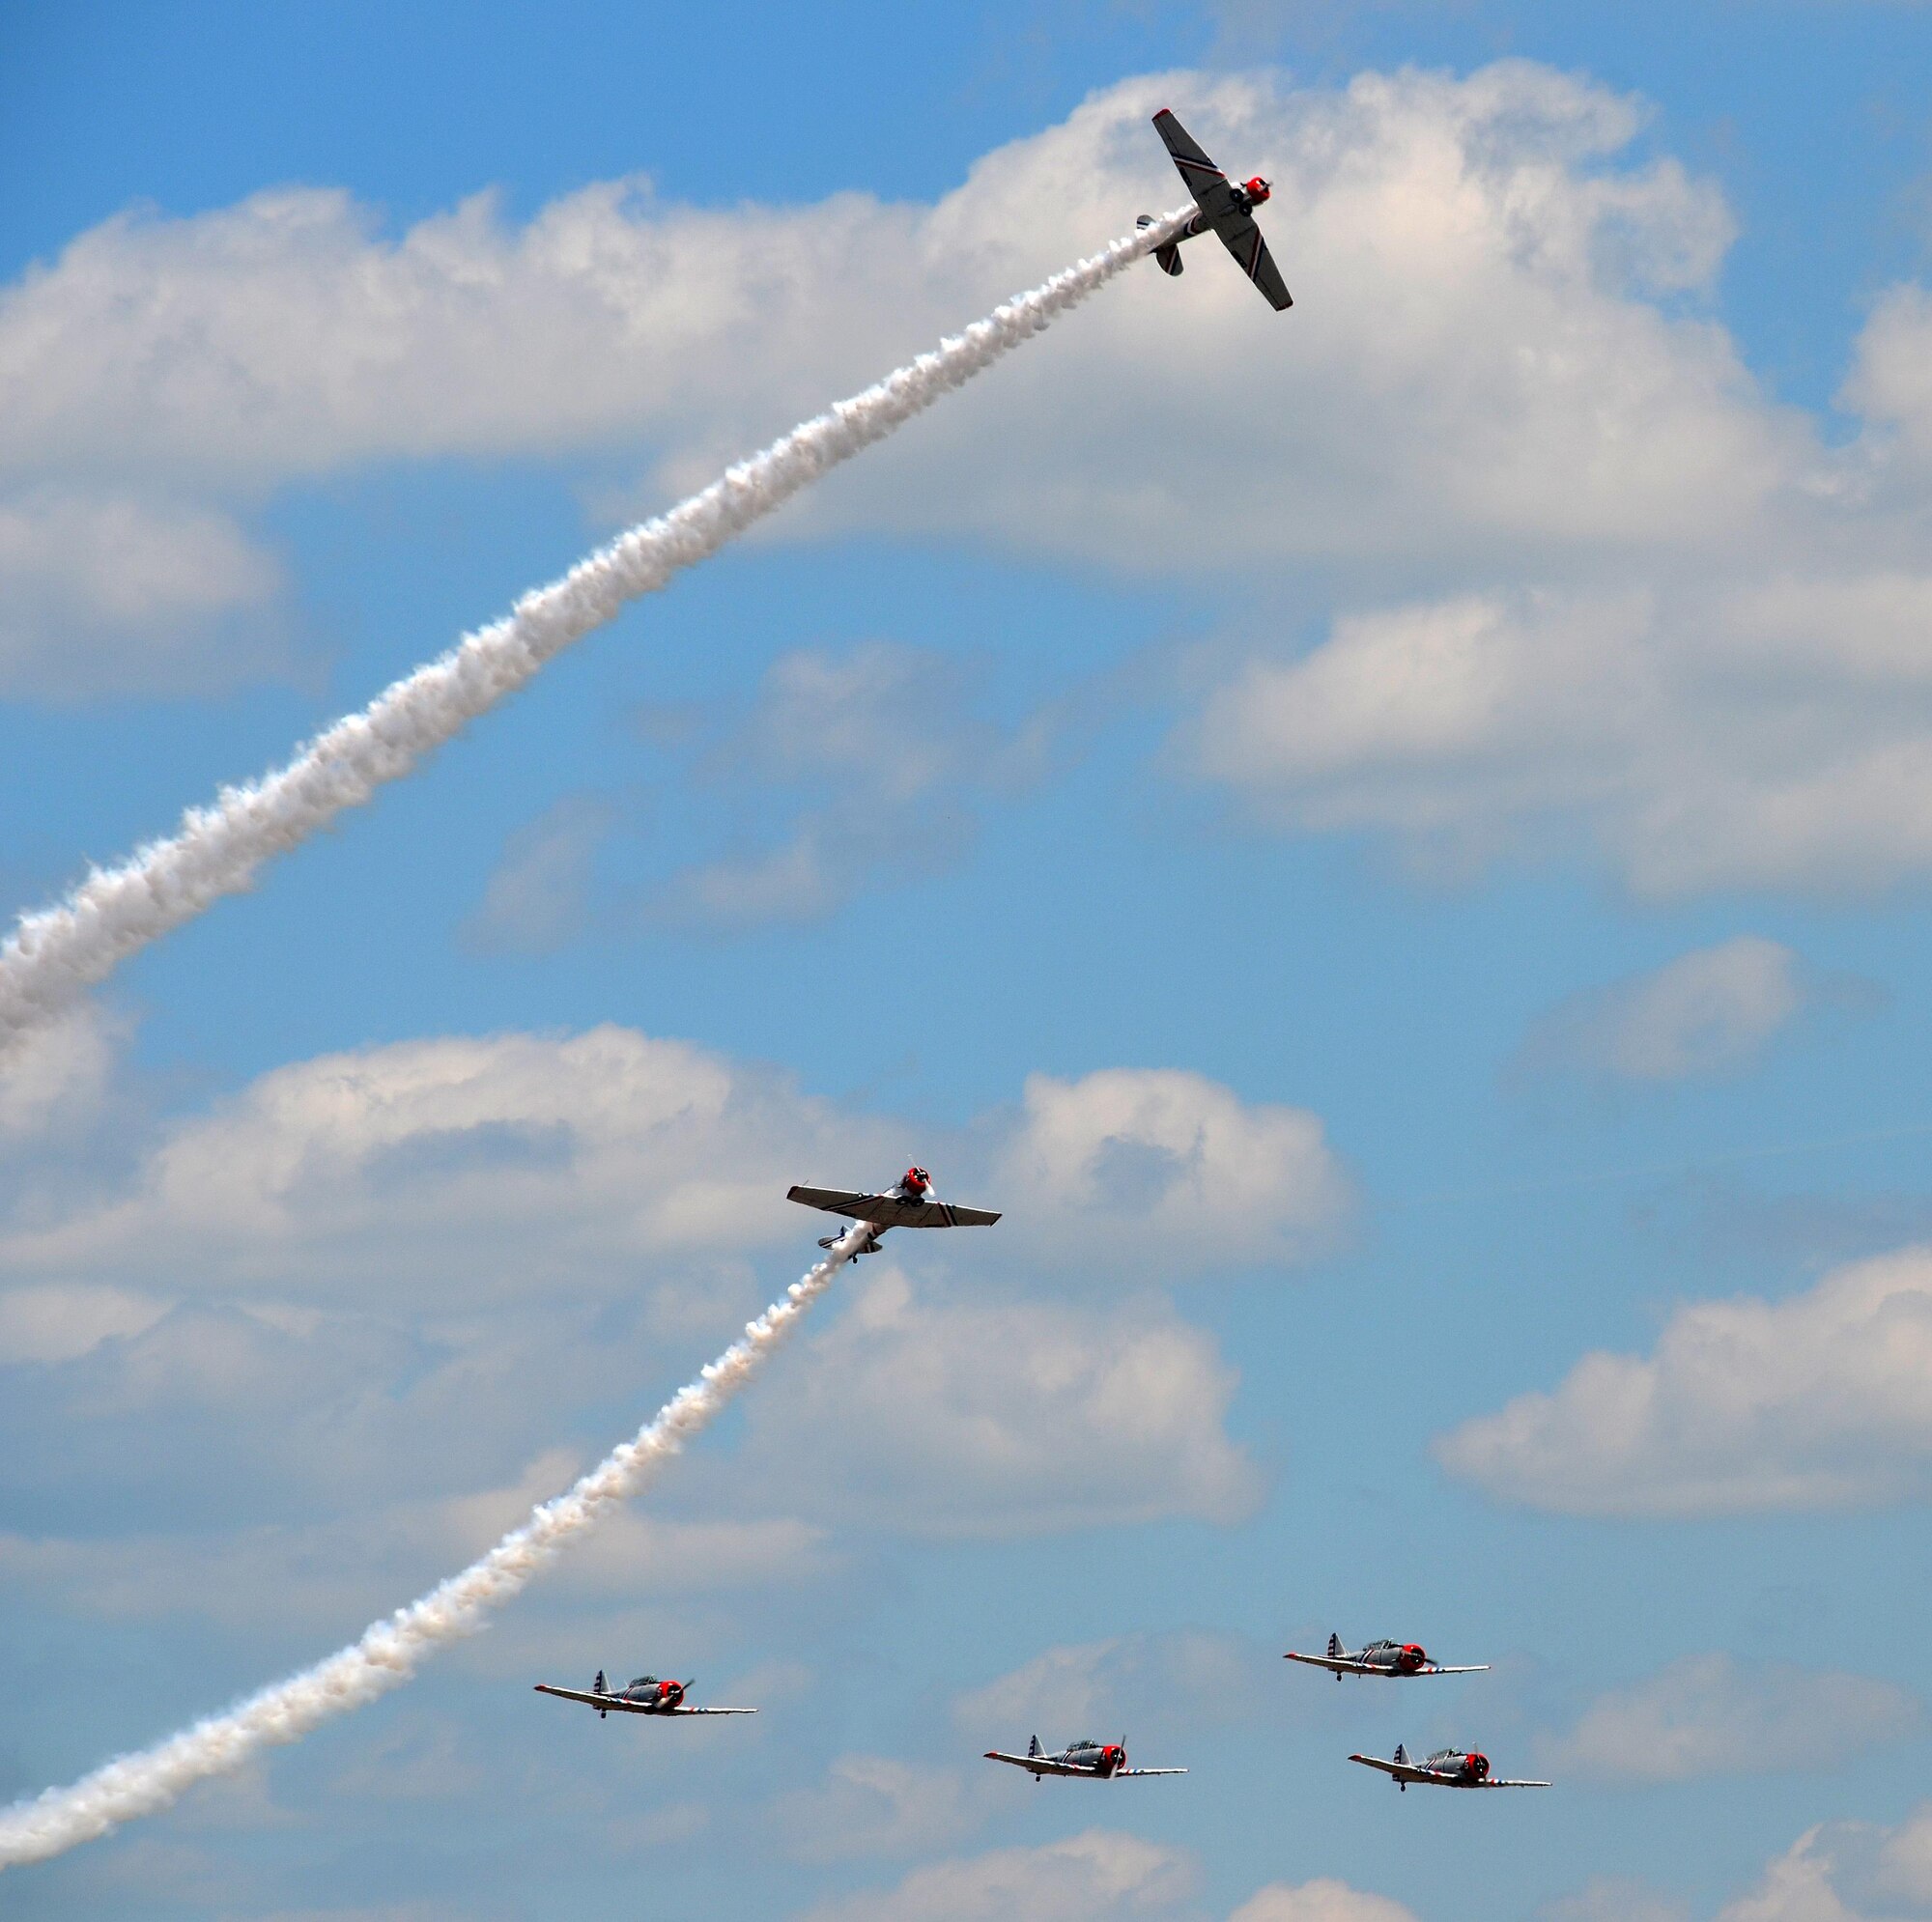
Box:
[1028,1735,1041,1759]
[1392,1743,1407,1767]
[1136,214,1185,277]
[592,1671,607,1695]
[1327,1633,1344,1660]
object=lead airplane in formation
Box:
[1349,1743,1550,1791]
[1139,106,1293,311]
[533,1671,756,1719]
[1285,1633,1491,1681]
[787,1166,1000,1257]
[984,1735,1187,1782]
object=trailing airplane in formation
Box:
[787,1166,1000,1257]
[533,1671,756,1719]
[1349,1743,1549,1791]
[1138,106,1293,311]
[1286,1633,1491,1680]
[984,1735,1187,1782]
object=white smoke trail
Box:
[0,1223,873,1868]
[0,212,1190,1052]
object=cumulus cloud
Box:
[953,1630,1274,1744]
[793,1829,1195,1922]
[1547,1653,1921,1782]
[1541,1881,1689,1922]
[0,1027,1342,1304]
[992,1066,1350,1272]
[1230,1883,1421,1922]
[1435,1245,1932,1515]
[0,488,286,696]
[1515,937,1806,1085]
[1713,1808,1932,1922]
[742,1266,1264,1536]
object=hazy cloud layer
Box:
[1716,1804,1932,1921]
[793,1828,1196,1922]
[1230,1883,1422,1922]
[1436,1245,1932,1515]
[1514,937,1806,1086]
[742,1267,1264,1536]
[1547,1653,1921,1782]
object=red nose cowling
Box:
[1467,1753,1488,1780]
[1243,176,1270,206]
[1105,1745,1123,1769]
[1402,1645,1426,1672]
[906,1167,929,1192]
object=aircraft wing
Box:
[666,1706,758,1716]
[1211,213,1293,311]
[1348,1752,1439,1786]
[1152,107,1236,221]
[1420,1664,1492,1676]
[1284,1651,1370,1677]
[1116,1767,1188,1776]
[788,1186,1001,1230]
[534,1683,648,1711]
[1481,1775,1552,1788]
[983,1750,1095,1777]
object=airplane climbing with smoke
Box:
[984,1735,1187,1782]
[1286,1633,1491,1680]
[787,1166,1000,1256]
[1349,1743,1550,1791]
[533,1671,756,1718]
[1137,106,1293,311]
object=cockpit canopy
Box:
[627,1676,658,1690]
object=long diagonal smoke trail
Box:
[0,1225,872,1868]
[0,212,1189,1051]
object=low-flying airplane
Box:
[1349,1743,1549,1791]
[1286,1633,1491,1681]
[787,1166,1000,1257]
[984,1735,1186,1782]
[1137,106,1293,311]
[533,1671,756,1719]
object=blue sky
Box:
[6,2,1932,1917]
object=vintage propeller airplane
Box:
[1349,1743,1549,1791]
[1138,106,1293,311]
[1286,1633,1491,1681]
[787,1166,1000,1257]
[984,1735,1186,1782]
[533,1671,756,1719]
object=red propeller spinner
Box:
[1400,1644,1427,1673]
[1466,1753,1489,1780]
[1243,175,1271,206]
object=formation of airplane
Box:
[1139,106,1293,312]
[532,1165,1548,1810]
[787,1165,1000,1256]
[1349,1743,1550,1792]
[533,1671,756,1719]
[984,1735,1186,1781]
[1286,1633,1491,1680]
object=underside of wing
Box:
[787,1186,885,1220]
[1348,1753,1425,1783]
[535,1684,638,1710]
[984,1751,1084,1776]
[1284,1652,1363,1676]
[668,1706,758,1715]
[1213,214,1293,311]
[1153,107,1235,220]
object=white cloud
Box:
[0,1003,120,1145]
[0,488,286,696]
[953,1630,1273,1743]
[993,1066,1350,1272]
[1541,1880,1689,1922]
[773,1755,999,1861]
[462,795,614,954]
[0,1282,167,1363]
[1230,1883,1422,1922]
[793,1829,1195,1922]
[1547,1653,1921,1782]
[1844,284,1932,462]
[1435,1245,1932,1515]
[742,1267,1264,1536]
[0,1028,1342,1303]
[1516,937,1806,1084]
